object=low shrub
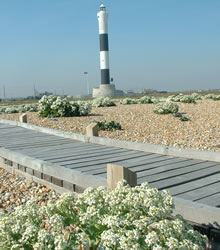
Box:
[138,96,153,104]
[0,181,208,249]
[213,95,220,101]
[120,98,138,105]
[0,104,38,114]
[167,94,196,103]
[172,113,190,121]
[154,101,179,114]
[204,94,216,99]
[96,120,122,131]
[38,96,91,117]
[92,97,116,107]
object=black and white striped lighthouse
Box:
[93,4,124,97]
[97,4,110,85]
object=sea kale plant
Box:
[120,98,139,105]
[154,101,179,114]
[138,96,153,104]
[38,95,91,117]
[167,94,196,104]
[92,97,116,108]
[96,120,122,131]
[0,104,38,114]
[0,181,208,249]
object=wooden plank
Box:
[81,155,175,175]
[128,158,198,173]
[14,141,81,155]
[137,161,218,181]
[53,151,147,166]
[82,165,107,174]
[43,148,129,162]
[1,139,74,149]
[77,155,181,175]
[178,182,220,201]
[168,174,220,195]
[27,144,110,158]
[60,152,148,169]
[21,141,95,155]
[107,153,169,166]
[140,165,220,189]
[195,193,220,207]
[5,140,75,150]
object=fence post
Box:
[20,113,27,123]
[107,164,137,190]
[86,123,99,137]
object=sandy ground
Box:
[0,99,219,152]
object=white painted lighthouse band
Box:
[98,4,110,85]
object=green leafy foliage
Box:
[96,120,122,131]
[172,113,190,121]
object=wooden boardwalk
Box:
[0,122,219,209]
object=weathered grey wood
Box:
[20,113,27,123]
[108,154,173,167]
[178,182,220,201]
[169,174,220,195]
[11,141,98,153]
[44,148,130,162]
[137,161,218,180]
[59,151,148,168]
[86,123,99,137]
[142,165,220,189]
[0,137,65,145]
[33,144,116,158]
[81,156,180,175]
[127,158,197,173]
[107,164,137,190]
[24,142,102,155]
[196,193,220,207]
[5,141,74,150]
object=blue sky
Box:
[0,0,219,98]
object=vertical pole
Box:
[3,85,6,99]
[84,72,89,95]
[86,73,89,95]
[107,164,137,190]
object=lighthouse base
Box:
[93,84,124,97]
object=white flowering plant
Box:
[38,95,91,117]
[167,94,196,104]
[0,103,38,114]
[92,97,116,107]
[120,98,138,105]
[154,101,179,114]
[0,181,208,249]
[138,96,153,104]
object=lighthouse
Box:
[98,4,110,85]
[93,4,123,97]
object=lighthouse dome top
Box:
[99,4,106,11]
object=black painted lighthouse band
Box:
[99,34,109,51]
[101,69,110,84]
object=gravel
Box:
[0,168,60,214]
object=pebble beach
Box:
[0,99,219,213]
